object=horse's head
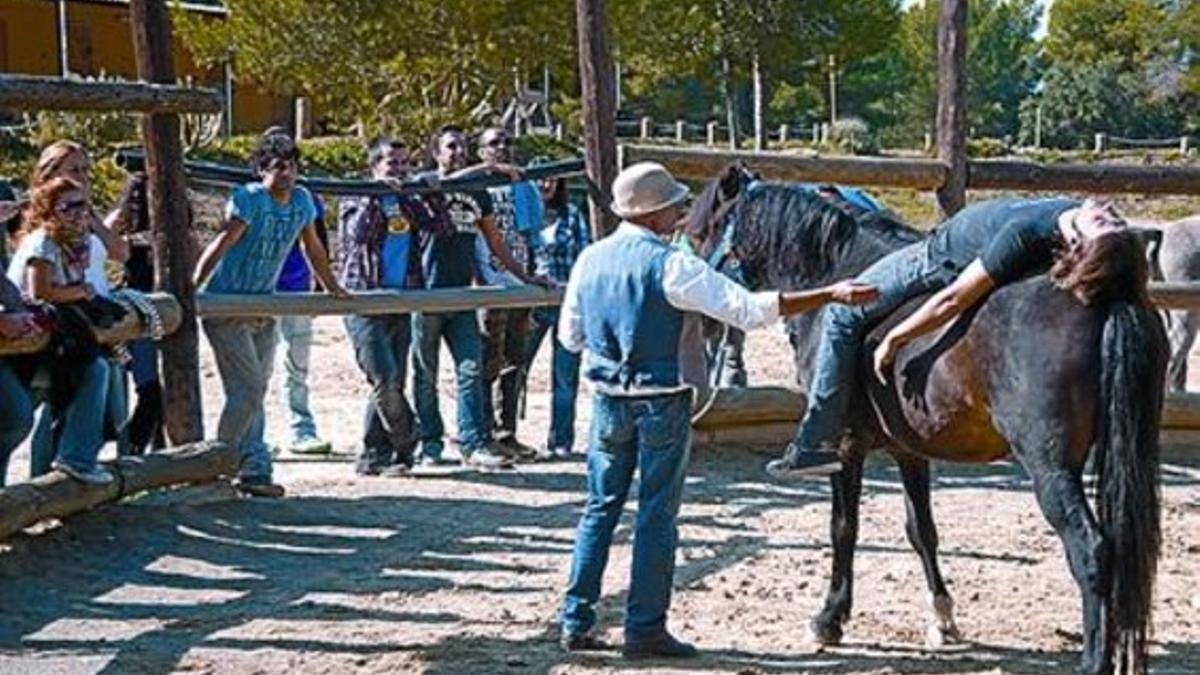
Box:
[682,162,760,276]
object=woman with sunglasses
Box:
[4,177,114,485]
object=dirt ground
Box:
[1,320,1198,675]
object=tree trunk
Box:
[575,0,619,238]
[935,0,968,218]
[129,0,204,444]
[752,53,764,151]
[721,55,739,150]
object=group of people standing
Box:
[192,127,590,496]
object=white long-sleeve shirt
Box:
[558,221,780,355]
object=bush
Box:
[829,117,880,155]
[967,137,1010,158]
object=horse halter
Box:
[705,179,760,275]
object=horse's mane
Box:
[733,182,923,281]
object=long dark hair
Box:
[1051,229,1150,306]
[112,172,149,235]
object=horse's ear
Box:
[719,163,743,200]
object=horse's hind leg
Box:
[810,451,865,645]
[895,454,960,647]
[1166,309,1197,392]
[1029,466,1112,675]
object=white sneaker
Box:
[53,461,114,486]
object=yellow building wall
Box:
[0,0,291,134]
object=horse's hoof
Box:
[925,623,961,649]
[808,621,843,647]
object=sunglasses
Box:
[486,137,513,148]
[56,199,89,215]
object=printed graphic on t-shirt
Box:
[383,199,412,235]
[445,193,484,235]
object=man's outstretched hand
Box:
[828,281,880,305]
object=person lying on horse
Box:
[767,197,1132,478]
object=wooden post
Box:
[554,123,565,141]
[294,96,313,141]
[935,0,968,218]
[130,0,204,444]
[1094,133,1106,153]
[924,132,934,154]
[778,124,789,145]
[1182,136,1191,155]
[675,119,685,143]
[812,123,820,144]
[576,0,619,238]
[640,116,652,140]
[707,121,718,146]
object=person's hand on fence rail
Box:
[524,273,557,290]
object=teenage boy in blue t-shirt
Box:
[193,133,348,497]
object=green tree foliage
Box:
[879,0,1040,147]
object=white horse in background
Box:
[1153,216,1200,391]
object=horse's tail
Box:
[1095,298,1167,674]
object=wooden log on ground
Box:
[0,441,236,541]
[0,74,220,114]
[198,286,564,318]
[622,144,947,190]
[0,292,181,356]
[621,145,1200,196]
[693,421,797,447]
[693,386,804,430]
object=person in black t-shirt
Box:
[767,198,1130,479]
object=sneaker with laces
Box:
[290,437,332,455]
[237,478,286,498]
[52,461,114,486]
[464,445,514,470]
[765,443,842,479]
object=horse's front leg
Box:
[894,453,960,647]
[810,450,865,645]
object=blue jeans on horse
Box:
[411,310,488,458]
[203,317,279,483]
[561,390,692,641]
[0,361,34,486]
[345,314,418,472]
[521,307,582,451]
[794,242,951,451]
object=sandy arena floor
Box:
[0,319,1197,675]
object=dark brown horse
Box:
[687,165,1167,675]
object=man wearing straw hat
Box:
[557,161,878,658]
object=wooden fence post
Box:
[1094,133,1106,153]
[1180,136,1190,155]
[778,124,788,145]
[675,120,685,143]
[707,121,718,146]
[640,116,652,140]
[576,0,619,237]
[935,0,968,218]
[129,0,204,443]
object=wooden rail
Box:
[197,287,564,318]
[621,144,1200,195]
[0,75,221,114]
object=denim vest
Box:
[576,231,685,391]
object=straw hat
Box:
[610,162,690,219]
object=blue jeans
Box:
[345,314,417,470]
[794,242,950,449]
[203,317,278,481]
[28,358,111,478]
[0,361,34,487]
[523,307,581,450]
[30,355,129,470]
[411,311,488,454]
[278,316,320,442]
[561,390,692,640]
